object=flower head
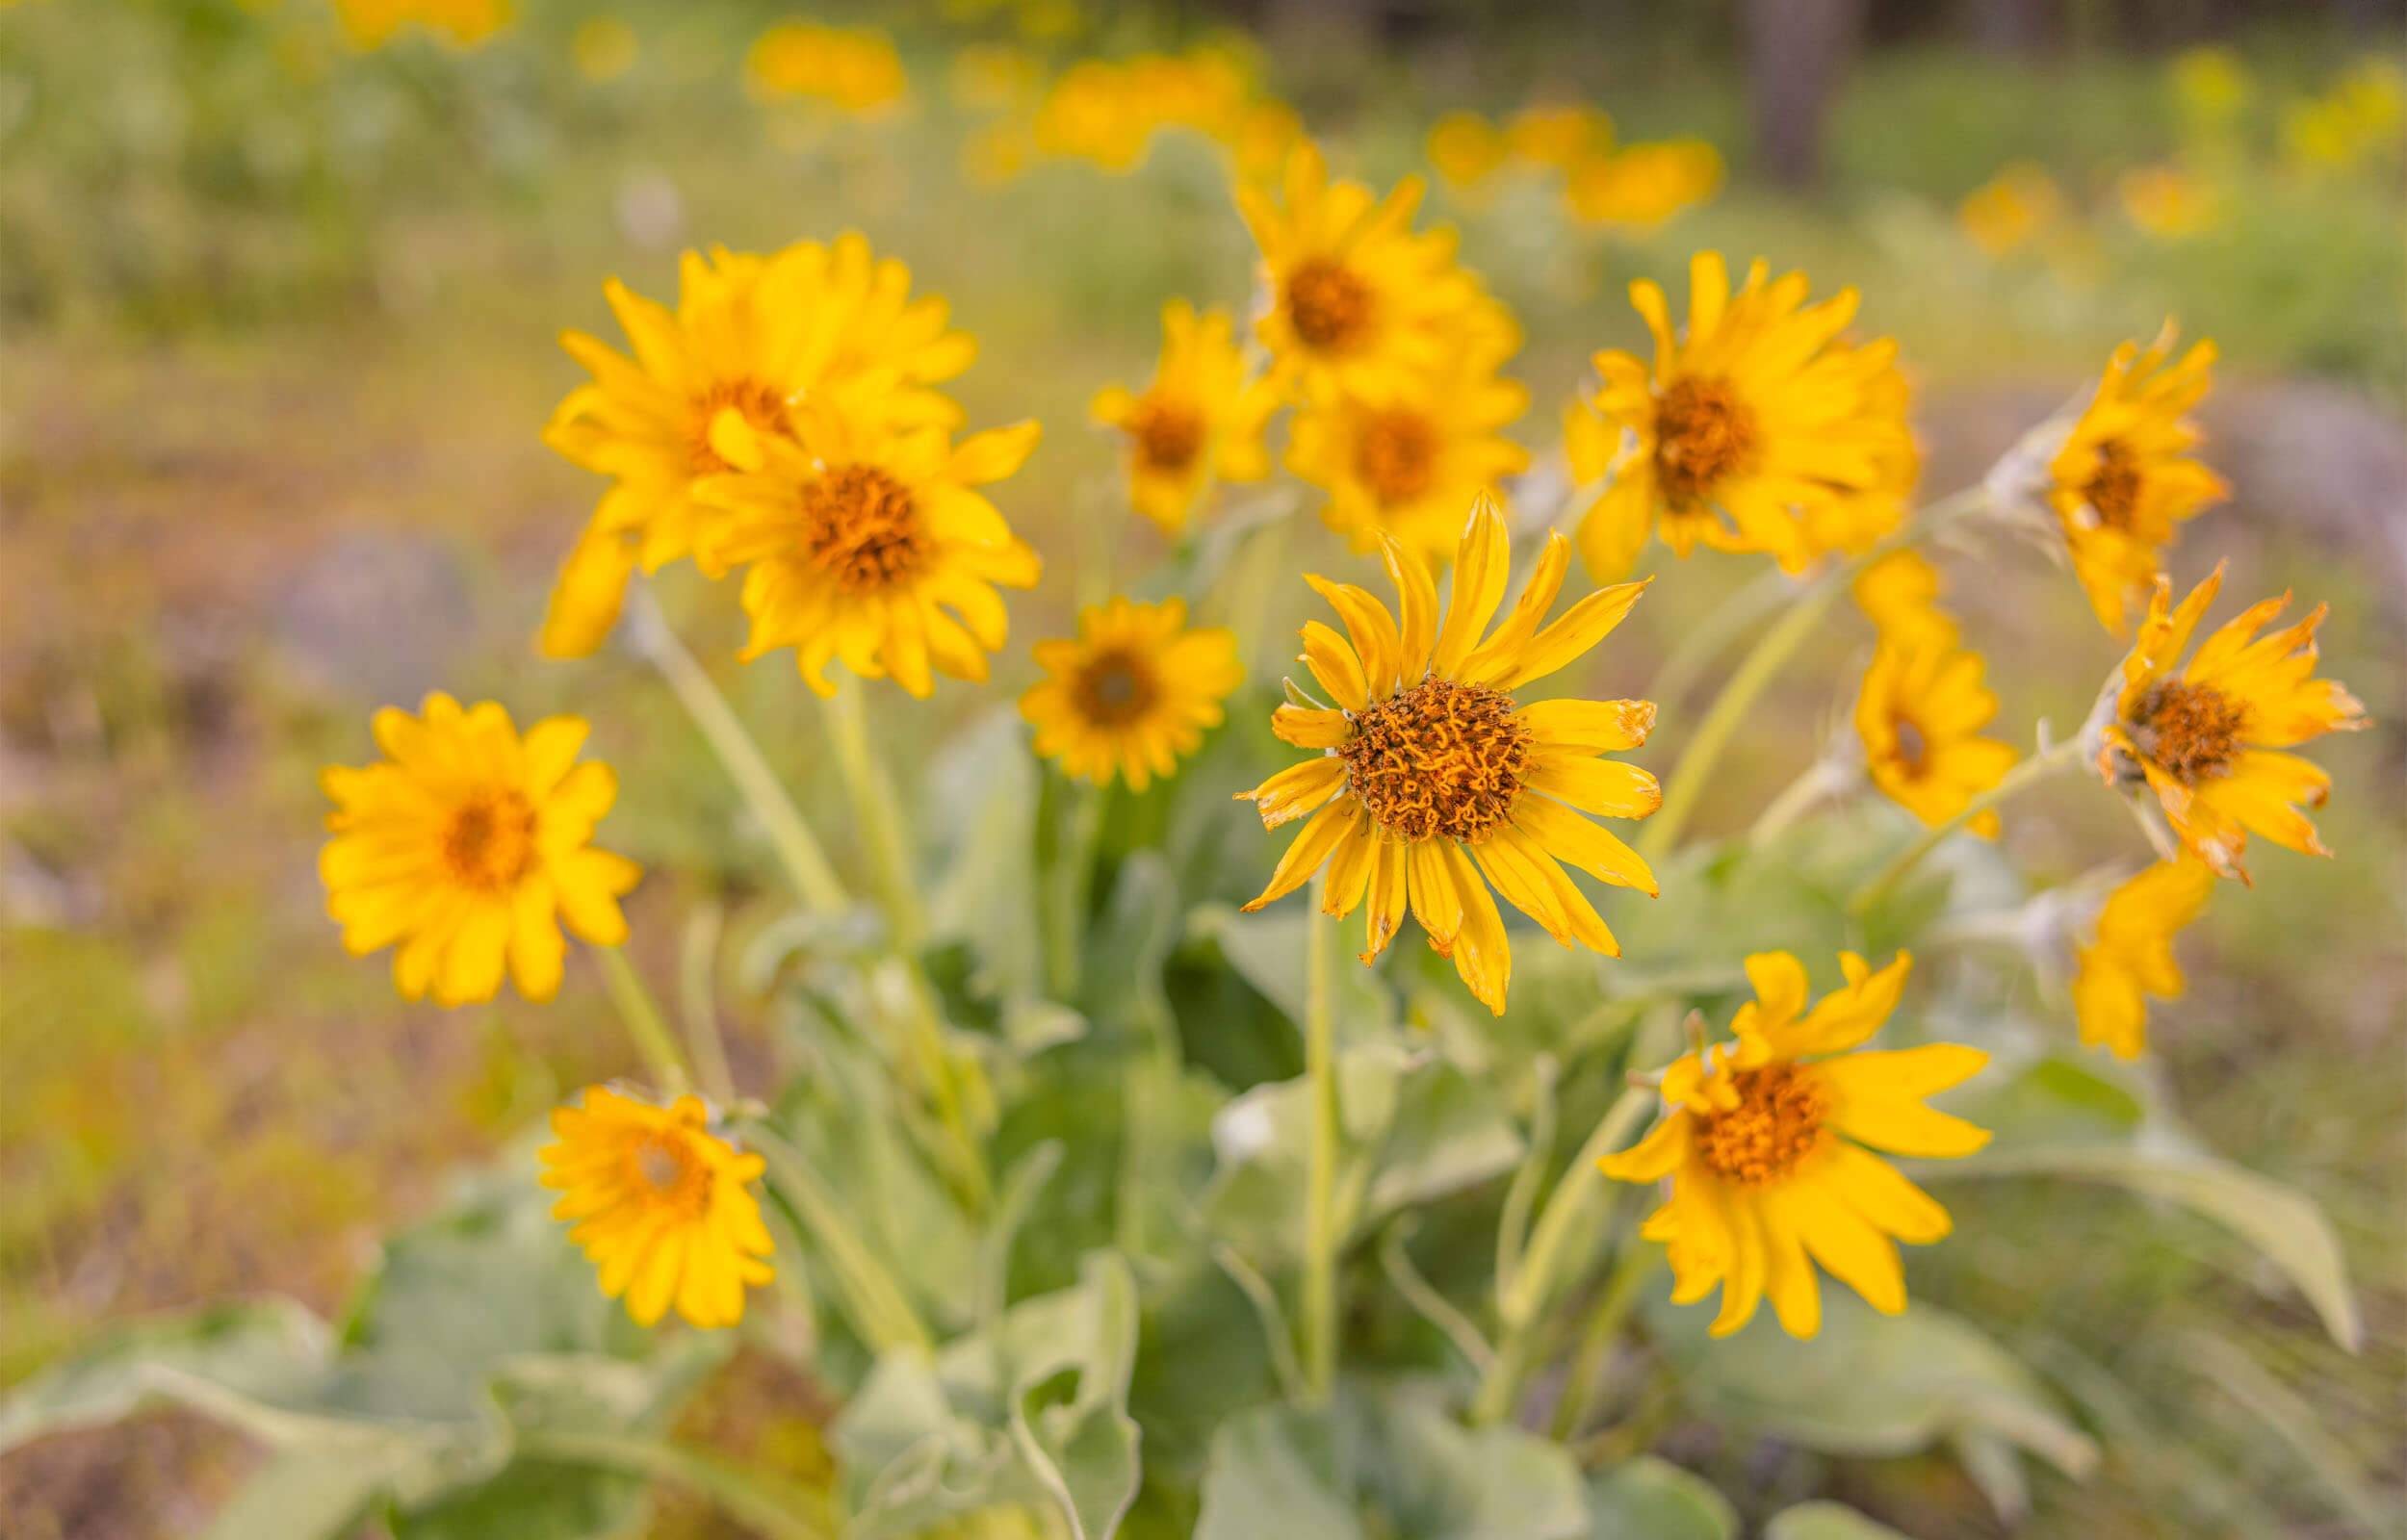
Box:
[1022,597,1243,791]
[541,238,974,655]
[540,1088,775,1328]
[698,407,1042,698]
[2045,324,2227,633]
[1602,952,1989,1339]
[1956,162,2063,258]
[1855,641,2017,835]
[2098,564,2368,879]
[1091,301,1278,538]
[1850,550,1958,652]
[1563,141,1724,233]
[1236,499,1661,1014]
[1426,111,1508,193]
[1566,252,1917,580]
[321,694,640,1006]
[745,23,909,118]
[2073,858,2215,1059]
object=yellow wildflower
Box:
[1851,550,1958,652]
[2117,165,2221,239]
[334,0,507,49]
[1855,642,2017,835]
[1564,141,1724,232]
[1090,301,1279,538]
[1021,598,1243,791]
[1956,162,2062,258]
[2073,858,2216,1059]
[1505,103,1613,168]
[1426,111,1508,192]
[746,23,909,118]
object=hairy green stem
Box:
[678,901,736,1105]
[597,947,690,1096]
[1301,881,1342,1404]
[746,1124,933,1354]
[1849,737,2086,914]
[818,677,927,950]
[1548,1245,1660,1441]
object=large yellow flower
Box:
[1602,952,1989,1339]
[1237,500,1661,1014]
[1854,641,2017,835]
[2097,565,2367,880]
[542,238,975,656]
[1285,341,1530,568]
[1237,141,1510,401]
[539,1088,775,1329]
[1090,301,1278,538]
[2045,325,2227,634]
[698,407,1042,698]
[1021,598,1243,791]
[321,694,640,1007]
[2072,857,2215,1060]
[1566,252,1916,580]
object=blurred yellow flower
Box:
[2117,164,2221,239]
[746,22,909,118]
[1955,161,2062,258]
[2073,857,2215,1060]
[334,0,507,50]
[1238,500,1659,1014]
[1505,103,1613,168]
[1854,642,2017,836]
[1238,141,1514,402]
[1033,59,1158,170]
[2168,45,2252,130]
[321,694,639,1007]
[2045,324,2226,633]
[2099,564,2368,881]
[542,239,974,656]
[1850,550,1958,651]
[1603,951,1988,1338]
[698,410,1042,698]
[1566,252,1915,579]
[1563,141,1724,232]
[570,15,637,83]
[1426,111,1508,192]
[1091,300,1278,538]
[2283,60,2406,173]
[540,1088,775,1328]
[1022,598,1243,791]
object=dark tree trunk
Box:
[1743,0,1866,190]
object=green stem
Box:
[1548,1245,1660,1441]
[1747,757,1852,846]
[1646,564,1793,710]
[1044,777,1106,1002]
[514,1430,841,1540]
[629,586,849,916]
[746,1124,934,1354]
[817,678,926,950]
[597,947,690,1096]
[1848,738,2086,914]
[1301,881,1342,1404]
[678,901,737,1106]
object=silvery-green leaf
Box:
[1584,1455,1737,1540]
[1763,1501,1916,1540]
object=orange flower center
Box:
[1353,407,1439,506]
[2135,679,2246,783]
[1697,1063,1826,1186]
[802,464,929,593]
[628,1131,713,1219]
[688,377,790,475]
[1072,649,1159,728]
[1129,398,1206,475]
[442,791,538,890]
[2083,439,2144,529]
[1285,258,1374,355]
[1340,678,1532,843]
[1653,375,1758,505]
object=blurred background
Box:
[1,0,2400,1534]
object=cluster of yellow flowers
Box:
[313,121,2363,1345]
[1425,104,1723,234]
[745,21,911,119]
[330,0,507,51]
[954,42,1302,185]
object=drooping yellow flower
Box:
[1285,339,1530,568]
[746,23,909,118]
[539,1088,775,1328]
[2072,857,2215,1060]
[334,0,507,50]
[1563,141,1724,232]
[1021,598,1243,791]
[2045,325,2227,634]
[1850,550,1958,652]
[698,407,1042,698]
[1090,301,1278,538]
[1854,641,2017,836]
[1237,500,1661,1014]
[2098,564,2368,881]
[542,239,975,656]
[1602,951,1989,1339]
[1237,142,1511,401]
[1956,162,2063,258]
[1426,111,1508,192]
[321,695,640,1007]
[1565,252,1916,580]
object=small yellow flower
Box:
[1505,103,1614,168]
[1854,641,2017,836]
[321,694,640,1007]
[698,407,1042,698]
[1237,141,1514,401]
[334,0,508,50]
[2117,165,2221,240]
[746,23,909,117]
[1602,951,1989,1339]
[1563,141,1724,232]
[542,239,975,656]
[1285,341,1530,568]
[2283,61,2406,173]
[1237,499,1661,1014]
[1426,111,1508,192]
[1090,301,1279,538]
[1021,598,1243,791]
[1850,550,1958,652]
[1956,162,2062,258]
[539,1088,775,1328]
[570,16,638,82]
[2045,324,2227,634]
[1566,252,1916,580]
[2098,564,2368,880]
[2073,857,2215,1060]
